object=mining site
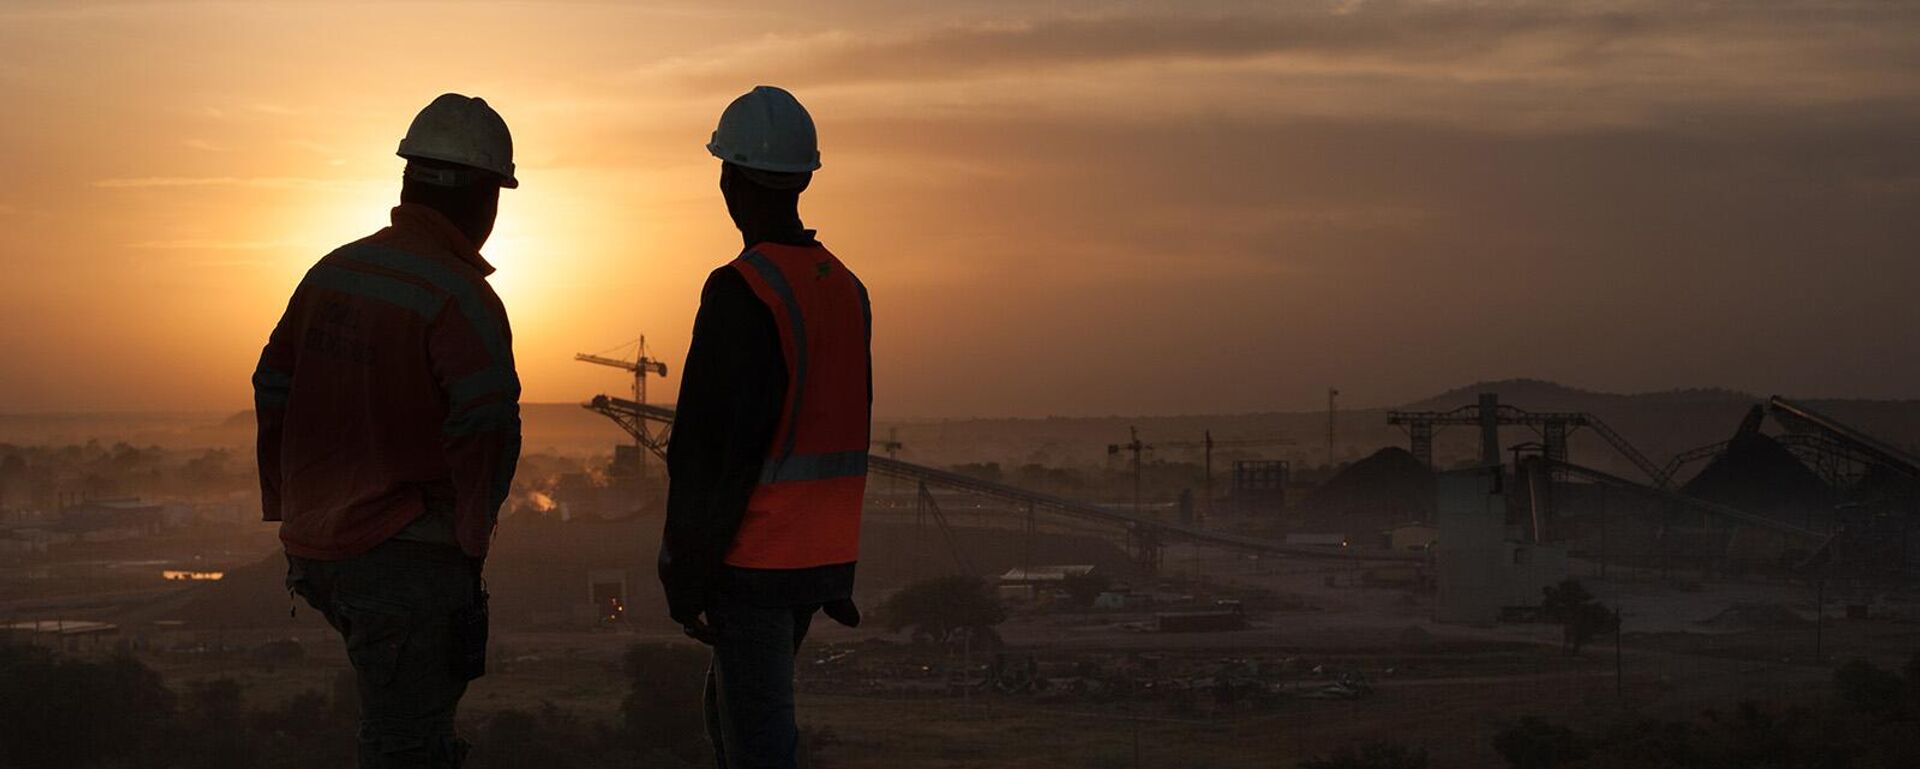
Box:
[5,379,1917,767]
[7,4,1920,767]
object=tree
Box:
[1060,571,1112,609]
[1299,741,1429,769]
[879,575,1008,645]
[177,678,259,769]
[1541,578,1618,654]
[1494,717,1589,768]
[619,643,709,761]
[0,646,175,768]
[1834,657,1914,719]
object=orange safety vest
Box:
[723,243,872,569]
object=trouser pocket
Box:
[449,586,488,682]
[338,593,415,688]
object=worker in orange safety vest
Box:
[658,85,871,769]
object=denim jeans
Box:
[704,603,818,769]
[288,539,478,768]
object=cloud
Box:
[90,176,365,190]
[125,238,289,250]
[652,3,1920,132]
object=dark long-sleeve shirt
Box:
[660,231,867,621]
[660,267,787,619]
[254,204,520,561]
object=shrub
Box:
[1493,716,1588,768]
[1299,740,1429,769]
[879,575,1008,645]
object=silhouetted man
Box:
[253,93,521,769]
[660,85,871,769]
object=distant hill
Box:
[0,403,633,456]
[1398,379,1757,413]
[4,380,1917,482]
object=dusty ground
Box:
[8,526,1916,769]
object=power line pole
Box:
[1129,426,1144,518]
[1327,388,1340,468]
[1202,430,1213,527]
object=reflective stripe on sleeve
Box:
[447,366,520,410]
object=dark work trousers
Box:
[704,602,819,769]
[288,539,478,769]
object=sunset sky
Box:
[2,1,1917,418]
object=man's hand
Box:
[677,610,720,645]
[824,598,861,628]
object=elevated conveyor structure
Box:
[1661,398,1919,489]
[1768,396,1920,479]
[1389,399,1669,487]
[584,395,1423,566]
[1546,459,1823,541]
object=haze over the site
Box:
[1,1,1916,418]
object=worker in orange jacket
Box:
[254,93,520,769]
[660,85,871,769]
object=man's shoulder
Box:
[325,233,494,297]
[705,260,754,290]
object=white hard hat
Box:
[706,85,821,174]
[397,93,518,188]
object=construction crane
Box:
[872,427,906,507]
[576,336,670,467]
[872,427,904,459]
[1107,426,1149,518]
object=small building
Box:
[587,569,629,624]
[5,620,119,649]
[59,498,173,541]
[0,531,39,554]
[997,584,1037,603]
[1382,523,1439,551]
[1157,603,1247,633]
[997,565,1096,585]
[9,528,72,550]
[1284,532,1348,548]
[1231,460,1289,515]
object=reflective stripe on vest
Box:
[724,243,872,569]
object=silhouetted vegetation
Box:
[1060,570,1113,608]
[618,643,711,765]
[1299,740,1430,769]
[1487,653,1920,768]
[10,641,1920,768]
[0,643,733,769]
[1541,579,1618,654]
[1493,716,1590,768]
[879,575,1008,646]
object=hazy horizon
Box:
[5,1,1918,418]
[4,377,1917,425]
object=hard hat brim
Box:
[707,142,821,174]
[398,149,518,189]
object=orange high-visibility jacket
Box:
[253,204,520,561]
[722,243,872,569]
